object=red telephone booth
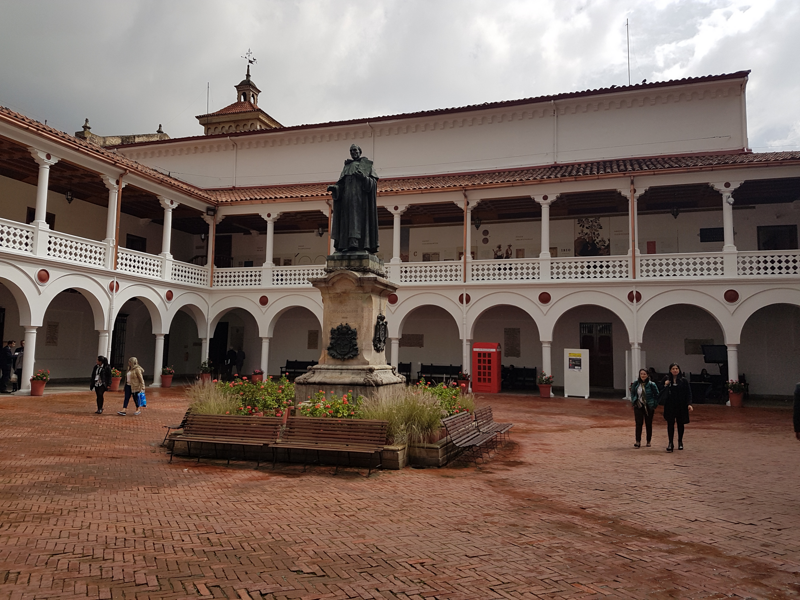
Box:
[472,343,502,393]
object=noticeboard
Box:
[564,348,590,398]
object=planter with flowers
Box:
[455,370,470,393]
[251,368,264,383]
[537,371,554,398]
[109,367,122,391]
[161,366,175,388]
[30,369,50,396]
[725,380,746,407]
[199,360,212,383]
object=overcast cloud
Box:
[1,0,798,152]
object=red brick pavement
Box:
[1,388,799,599]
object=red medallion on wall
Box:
[36,269,49,284]
[724,289,739,303]
[109,281,119,293]
[165,290,173,301]
[387,294,398,305]
[538,292,551,304]
[259,295,269,306]
[627,291,642,303]
[458,293,471,304]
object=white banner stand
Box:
[564,348,590,399]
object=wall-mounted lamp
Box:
[473,217,482,230]
[316,226,325,237]
[65,190,73,204]
[205,207,216,216]
[671,206,680,219]
[200,233,206,241]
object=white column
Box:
[102,176,123,269]
[536,196,553,281]
[726,344,739,385]
[390,337,400,370]
[387,205,407,281]
[711,182,742,277]
[152,334,165,387]
[19,327,38,394]
[462,338,471,377]
[259,337,270,374]
[631,342,641,383]
[202,214,215,286]
[158,197,178,258]
[28,150,59,256]
[541,341,552,390]
[200,337,209,363]
[261,212,280,285]
[97,330,110,359]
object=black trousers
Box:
[666,418,685,444]
[634,405,654,443]
[95,385,107,411]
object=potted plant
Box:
[109,367,122,391]
[537,371,554,398]
[199,360,212,383]
[725,379,746,407]
[30,369,50,396]
[456,370,470,393]
[161,365,175,388]
[251,368,264,383]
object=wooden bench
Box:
[274,417,389,476]
[397,362,412,381]
[162,409,191,446]
[169,414,282,467]
[501,366,537,390]
[441,411,496,466]
[474,406,513,442]
[418,363,461,384]
[280,360,318,380]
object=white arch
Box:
[543,290,633,342]
[37,273,108,331]
[728,287,800,344]
[111,284,167,334]
[466,291,544,339]
[264,294,323,337]
[164,292,209,337]
[388,292,463,338]
[209,296,263,337]
[0,262,39,326]
[637,288,730,344]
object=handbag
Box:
[138,391,147,407]
[9,372,17,383]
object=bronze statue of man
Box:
[327,144,379,253]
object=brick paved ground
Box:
[1,387,799,599]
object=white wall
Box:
[268,307,322,376]
[166,310,202,376]
[740,304,800,396]
[397,306,462,379]
[37,291,100,380]
[472,306,542,370]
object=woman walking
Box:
[630,368,660,448]
[662,363,693,452]
[118,357,145,416]
[90,356,112,414]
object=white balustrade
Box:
[400,261,463,283]
[471,258,540,282]
[213,267,263,287]
[0,218,34,254]
[639,253,725,278]
[117,248,163,278]
[272,265,325,286]
[737,250,800,276]
[551,256,629,280]
[47,230,106,266]
[171,261,209,286]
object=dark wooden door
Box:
[580,323,613,388]
[215,235,232,268]
[210,321,229,378]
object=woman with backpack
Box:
[90,356,112,414]
[630,368,660,448]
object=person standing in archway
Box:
[1,340,16,393]
[630,368,659,448]
[662,363,693,452]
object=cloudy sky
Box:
[1,0,798,152]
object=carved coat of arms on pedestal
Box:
[328,323,359,360]
[373,314,388,353]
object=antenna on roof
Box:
[626,19,631,86]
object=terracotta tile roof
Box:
[196,101,269,119]
[209,150,800,204]
[0,105,213,203]
[123,71,752,148]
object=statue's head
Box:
[349,144,362,159]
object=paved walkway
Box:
[0,387,798,599]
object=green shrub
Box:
[185,376,295,416]
[414,379,475,416]
[297,390,363,418]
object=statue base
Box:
[294,261,404,404]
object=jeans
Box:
[95,385,107,411]
[634,405,654,443]
[122,384,140,409]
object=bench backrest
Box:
[474,406,494,429]
[282,417,389,447]
[284,360,317,371]
[184,414,282,442]
[441,411,474,438]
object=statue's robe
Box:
[330,157,379,253]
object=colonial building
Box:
[0,69,798,397]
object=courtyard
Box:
[0,387,798,599]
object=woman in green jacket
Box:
[630,369,660,448]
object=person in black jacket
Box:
[794,382,800,441]
[1,340,15,393]
[90,356,112,414]
[662,362,693,452]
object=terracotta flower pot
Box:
[251,373,263,382]
[161,374,173,388]
[199,373,211,383]
[538,384,552,398]
[728,391,744,407]
[456,379,469,392]
[109,377,121,392]
[30,379,46,397]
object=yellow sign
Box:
[568,352,581,357]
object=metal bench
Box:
[280,360,318,380]
[162,409,191,446]
[441,411,496,466]
[474,406,513,442]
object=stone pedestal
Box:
[295,253,405,403]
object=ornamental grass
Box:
[186,375,295,417]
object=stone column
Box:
[28,149,59,256]
[102,176,124,269]
[541,341,552,386]
[461,337,472,377]
[19,327,38,394]
[97,330,110,359]
[711,182,742,277]
[389,337,400,370]
[260,337,270,375]
[726,344,739,384]
[152,334,165,387]
[535,196,554,280]
[202,215,215,286]
[200,337,209,363]
[387,205,407,281]
[260,212,281,285]
[630,342,641,384]
[159,197,179,280]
